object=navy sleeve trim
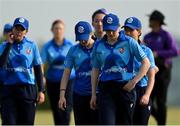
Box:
[0,43,12,67]
[34,65,45,92]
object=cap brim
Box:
[103,25,119,31]
[13,23,27,30]
[122,25,139,30]
[76,34,90,41]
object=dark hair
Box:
[92,8,108,21]
[149,10,166,25]
[51,19,65,30]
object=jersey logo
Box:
[119,47,125,53]
[78,26,84,33]
[127,17,133,23]
[19,17,25,23]
[26,48,31,54]
[107,17,113,24]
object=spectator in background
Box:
[41,19,74,125]
[144,10,179,125]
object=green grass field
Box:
[35,107,180,125]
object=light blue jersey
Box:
[92,32,147,82]
[134,44,156,87]
[64,44,93,96]
[0,37,42,85]
[41,38,75,82]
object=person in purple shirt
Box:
[144,10,179,125]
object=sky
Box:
[0,0,180,45]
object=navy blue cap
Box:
[3,23,13,33]
[13,17,29,30]
[122,17,142,30]
[103,13,120,31]
[75,21,92,41]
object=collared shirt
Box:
[0,37,42,85]
[64,44,94,96]
[144,28,178,65]
[92,32,147,82]
[41,38,75,82]
[134,44,156,87]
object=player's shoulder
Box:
[41,39,54,49]
[23,37,38,47]
[0,41,8,45]
[64,38,74,46]
[125,35,138,46]
[69,43,79,52]
[140,43,152,54]
[24,37,35,44]
[125,35,133,42]
[94,35,107,49]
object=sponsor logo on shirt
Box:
[104,66,127,73]
[78,71,91,77]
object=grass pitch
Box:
[35,107,180,125]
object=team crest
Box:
[107,17,113,24]
[19,18,25,23]
[127,17,133,23]
[78,26,84,33]
[119,47,125,53]
[26,48,31,54]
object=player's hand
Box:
[8,33,14,44]
[140,94,149,105]
[123,80,136,92]
[59,94,66,111]
[37,92,45,104]
[153,51,158,58]
[90,95,97,110]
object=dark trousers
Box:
[98,81,136,125]
[1,84,37,125]
[46,79,73,125]
[73,92,98,125]
[0,83,3,124]
[151,64,172,125]
[133,86,152,125]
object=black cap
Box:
[149,10,166,25]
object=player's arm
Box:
[0,34,14,67]
[59,68,71,110]
[124,57,150,91]
[34,64,45,104]
[140,67,156,105]
[41,63,48,87]
[90,68,100,110]
[0,43,12,67]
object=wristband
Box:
[60,89,66,92]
